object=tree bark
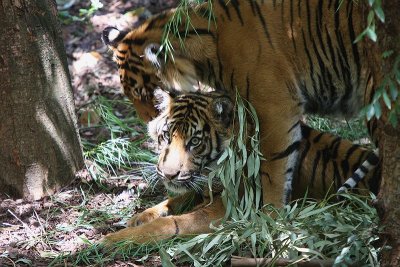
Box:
[0,0,83,200]
[363,1,400,266]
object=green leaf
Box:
[366,104,375,120]
[374,6,385,22]
[368,0,375,6]
[367,11,375,25]
[389,79,399,100]
[366,27,377,42]
[383,91,392,109]
[382,50,394,59]
[396,69,400,84]
[373,101,382,118]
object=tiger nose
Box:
[162,170,180,180]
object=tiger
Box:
[102,0,383,211]
[103,90,381,244]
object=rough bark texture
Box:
[0,0,84,200]
[364,1,400,266]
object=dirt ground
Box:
[0,1,178,266]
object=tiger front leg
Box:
[128,192,202,226]
[103,196,225,245]
[256,102,302,207]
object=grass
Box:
[306,115,369,143]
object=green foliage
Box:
[306,115,369,142]
[354,0,385,43]
[363,54,400,126]
[208,91,262,220]
[354,0,400,126]
[81,97,156,182]
[171,194,379,267]
[161,0,212,61]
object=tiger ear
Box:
[102,27,127,48]
[154,88,179,112]
[211,96,234,129]
[144,43,164,68]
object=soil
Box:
[0,1,178,266]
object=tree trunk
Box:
[0,0,83,200]
[364,1,400,266]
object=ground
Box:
[0,1,377,266]
[0,1,177,266]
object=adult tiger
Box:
[103,90,381,244]
[103,1,378,209]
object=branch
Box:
[230,255,353,267]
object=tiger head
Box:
[102,6,216,122]
[102,25,164,122]
[149,90,234,194]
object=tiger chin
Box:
[102,90,381,245]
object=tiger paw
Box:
[127,206,170,227]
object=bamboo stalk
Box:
[230,255,349,267]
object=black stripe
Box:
[341,144,359,176]
[288,121,300,133]
[230,0,244,26]
[321,150,329,192]
[368,152,380,165]
[302,30,320,108]
[325,25,340,78]
[249,1,256,15]
[343,183,352,189]
[218,0,231,21]
[123,38,146,46]
[272,141,301,161]
[310,151,321,187]
[347,1,361,84]
[315,0,328,58]
[254,2,274,48]
[331,137,341,159]
[352,172,362,182]
[298,0,302,17]
[359,165,369,174]
[300,124,312,139]
[173,218,180,235]
[313,132,324,143]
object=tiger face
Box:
[102,26,165,121]
[149,90,234,194]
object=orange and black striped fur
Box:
[103,91,381,245]
[103,1,380,223]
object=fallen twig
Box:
[230,255,350,267]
